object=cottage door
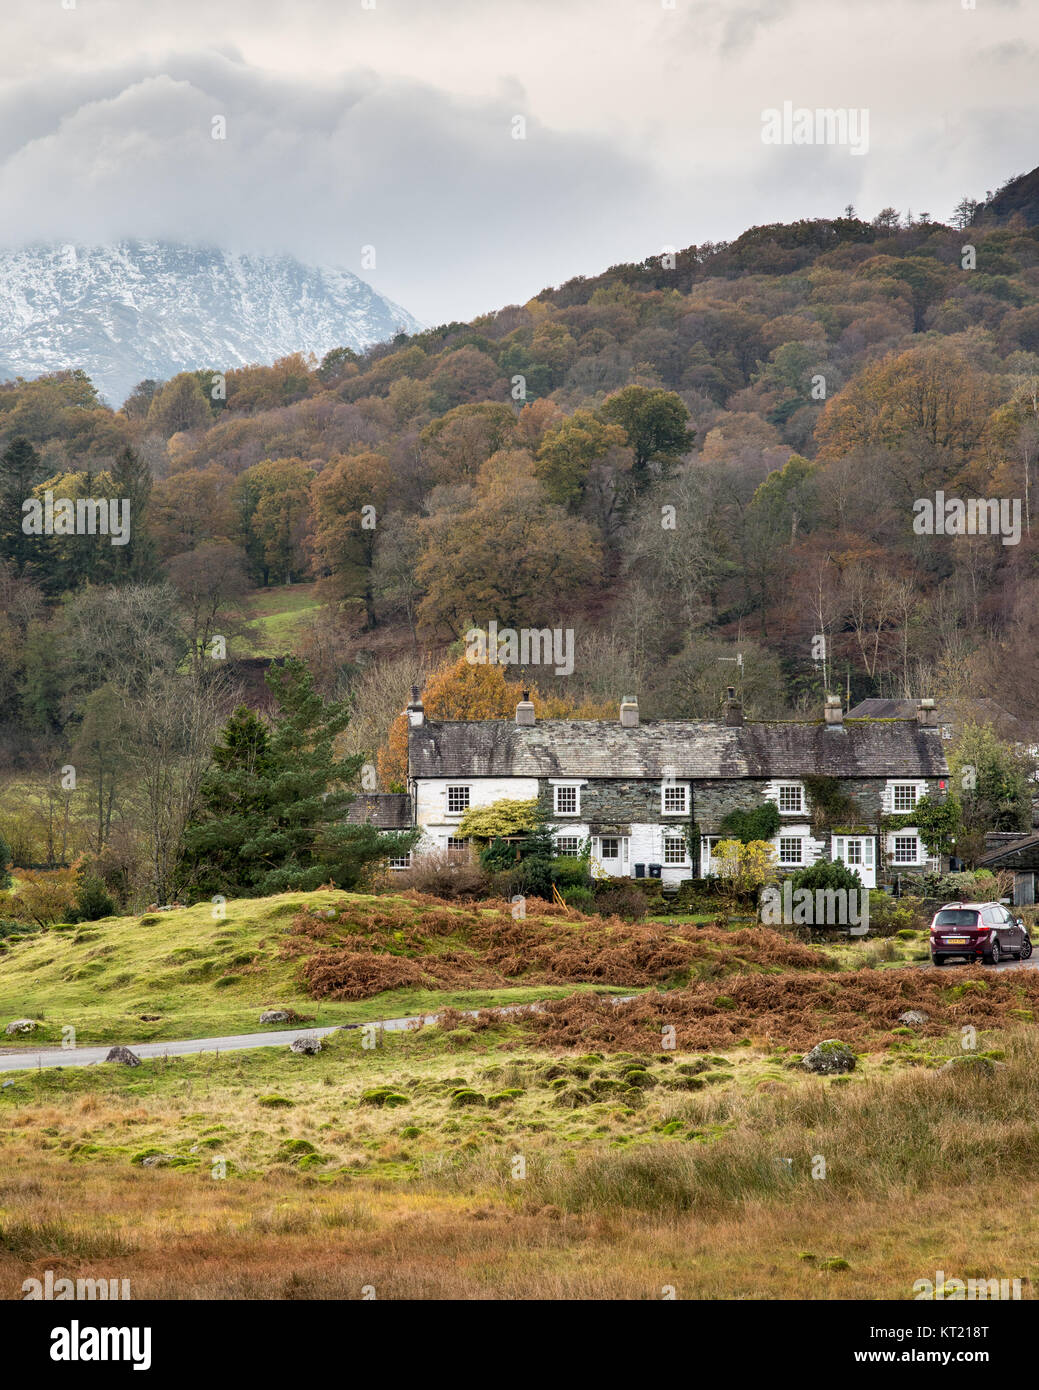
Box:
[831,835,876,889]
[595,835,630,877]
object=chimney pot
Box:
[620,695,639,728]
[516,692,536,726]
[407,685,424,727]
[917,698,938,727]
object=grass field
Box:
[0,890,840,1047]
[3,888,1035,1299]
[238,583,321,657]
[1,1018,1035,1299]
[0,891,643,1045]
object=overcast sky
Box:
[0,0,1034,327]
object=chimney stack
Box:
[620,695,639,728]
[917,697,938,728]
[407,685,424,727]
[824,694,843,726]
[723,686,743,727]
[515,689,536,726]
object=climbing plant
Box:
[718,801,780,844]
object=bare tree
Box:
[128,669,230,904]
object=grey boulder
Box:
[801,1040,857,1075]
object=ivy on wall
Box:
[802,775,861,831]
[718,801,780,844]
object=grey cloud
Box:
[0,53,660,325]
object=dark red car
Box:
[929,902,1033,966]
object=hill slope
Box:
[0,240,421,405]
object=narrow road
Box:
[0,1011,442,1074]
[0,993,631,1075]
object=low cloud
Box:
[0,51,657,325]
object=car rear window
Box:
[934,910,980,927]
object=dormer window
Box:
[777,783,804,815]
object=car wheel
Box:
[988,940,1001,965]
[1021,935,1033,961]
[930,951,944,967]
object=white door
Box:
[595,835,630,877]
[832,835,876,889]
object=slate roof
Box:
[978,833,1039,870]
[346,793,413,829]
[847,696,1031,741]
[409,718,948,780]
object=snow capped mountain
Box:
[0,241,422,406]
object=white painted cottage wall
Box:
[413,776,539,853]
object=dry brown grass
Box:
[479,967,1039,1051]
[1,1157,1035,1299]
[286,900,828,1000]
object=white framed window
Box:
[778,836,803,865]
[834,837,875,871]
[892,783,919,813]
[892,834,919,865]
[596,836,629,871]
[388,852,412,870]
[777,783,804,814]
[554,784,580,816]
[446,785,470,816]
[663,834,687,865]
[555,835,582,857]
[446,836,469,861]
[661,782,689,815]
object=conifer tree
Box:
[181,658,416,895]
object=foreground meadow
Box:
[2,1015,1037,1299]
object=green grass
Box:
[0,890,630,1046]
[0,1014,1016,1185]
[237,583,321,657]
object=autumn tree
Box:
[234,457,314,584]
[146,373,213,437]
[415,451,601,637]
[166,540,253,671]
[816,345,997,480]
[599,385,694,491]
[310,451,392,627]
[149,465,236,559]
[377,653,612,789]
[419,402,517,485]
[534,410,626,509]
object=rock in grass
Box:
[897,1009,929,1026]
[289,1035,322,1055]
[5,1018,36,1035]
[141,1154,179,1168]
[940,1054,995,1074]
[801,1040,856,1075]
[260,1010,291,1023]
[105,1046,141,1066]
